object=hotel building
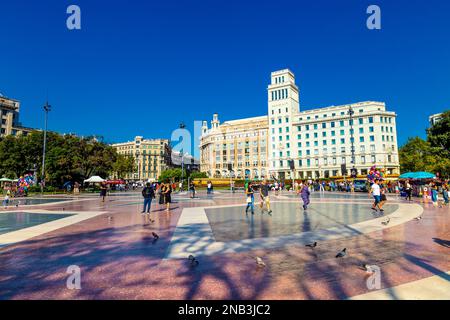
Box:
[200,69,400,180]
[0,94,34,137]
[112,136,169,181]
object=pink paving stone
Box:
[0,191,449,300]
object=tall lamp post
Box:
[348,106,356,177]
[41,101,51,193]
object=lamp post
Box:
[41,101,51,193]
[348,106,356,175]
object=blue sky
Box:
[1,0,449,153]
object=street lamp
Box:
[348,106,356,174]
[41,101,51,193]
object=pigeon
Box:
[107,216,113,221]
[415,215,423,221]
[335,248,347,258]
[188,255,199,266]
[306,242,317,248]
[381,217,390,226]
[359,264,375,273]
[152,232,159,240]
[255,256,266,267]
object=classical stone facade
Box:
[0,94,34,137]
[112,136,169,181]
[200,69,400,180]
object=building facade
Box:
[429,113,443,126]
[199,114,268,179]
[0,94,34,137]
[200,69,400,180]
[112,136,169,181]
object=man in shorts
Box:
[370,179,381,211]
[259,180,272,214]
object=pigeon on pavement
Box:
[256,256,266,267]
[306,242,317,248]
[335,248,347,258]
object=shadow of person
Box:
[432,238,450,248]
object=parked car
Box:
[353,179,368,192]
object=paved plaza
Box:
[0,191,449,300]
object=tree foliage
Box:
[0,131,134,186]
[400,111,450,178]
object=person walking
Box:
[370,179,382,211]
[158,183,166,208]
[245,182,255,215]
[378,182,387,212]
[259,180,272,214]
[207,181,212,195]
[189,182,196,198]
[100,183,107,202]
[442,184,449,205]
[405,180,412,201]
[164,183,172,211]
[431,183,438,206]
[298,182,311,210]
[141,182,155,214]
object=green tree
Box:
[113,154,135,178]
[399,137,435,173]
[427,110,450,157]
[159,168,185,182]
[189,171,208,179]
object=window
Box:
[306,133,310,139]
[297,142,302,148]
[307,159,311,167]
[361,156,366,164]
[314,124,318,130]
[369,126,374,133]
[271,119,275,125]
[332,139,336,145]
[297,134,301,139]
[286,135,290,141]
[331,122,335,128]
[369,117,374,123]
[306,125,310,130]
[306,150,311,156]
[358,118,363,125]
[279,128,282,133]
[371,155,376,163]
[314,141,318,147]
[314,149,319,155]
[285,117,289,123]
[359,137,364,142]
[340,121,345,126]
[331,131,336,136]
[322,123,326,129]
[279,136,283,141]
[332,157,337,165]
[297,126,301,131]
[323,140,327,145]
[370,136,375,142]
[359,128,364,134]
[341,157,346,164]
[278,119,282,124]
[298,150,302,156]
[322,132,327,137]
[286,127,289,133]
[341,147,345,153]
[360,145,365,152]
[370,145,375,152]
[340,130,345,135]
[306,141,310,147]
[314,132,318,138]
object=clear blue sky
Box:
[1,0,449,151]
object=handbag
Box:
[246,196,252,203]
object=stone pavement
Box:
[0,191,448,300]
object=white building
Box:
[200,69,400,180]
[429,113,443,126]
